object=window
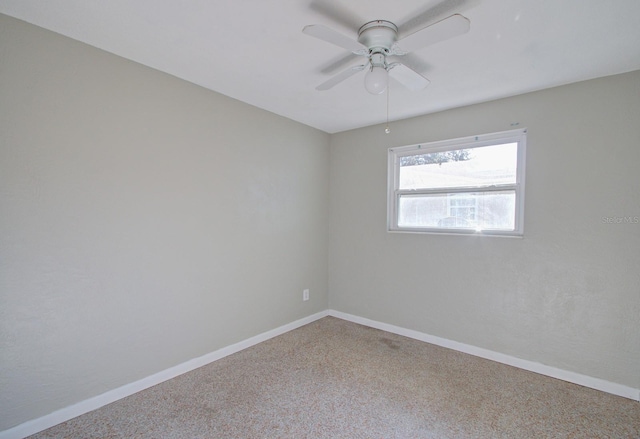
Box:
[387,128,526,236]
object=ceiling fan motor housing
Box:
[358,20,398,55]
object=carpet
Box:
[28,317,640,438]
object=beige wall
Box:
[329,70,640,390]
[0,14,329,430]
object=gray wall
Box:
[329,70,640,390]
[0,15,330,430]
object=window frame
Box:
[387,128,527,236]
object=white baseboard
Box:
[0,311,329,439]
[328,309,640,402]
[4,308,638,439]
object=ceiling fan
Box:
[303,13,470,94]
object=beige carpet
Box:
[29,317,639,438]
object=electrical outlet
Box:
[303,289,310,301]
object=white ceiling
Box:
[2,0,640,133]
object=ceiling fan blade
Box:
[396,14,470,53]
[316,65,366,91]
[387,53,431,75]
[309,0,363,31]
[320,52,360,74]
[397,0,479,36]
[303,25,366,53]
[388,64,430,91]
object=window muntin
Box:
[388,129,526,236]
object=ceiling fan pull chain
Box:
[385,85,391,134]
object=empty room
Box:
[1,1,639,438]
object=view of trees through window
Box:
[400,149,472,167]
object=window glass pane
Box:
[398,143,518,190]
[398,191,516,230]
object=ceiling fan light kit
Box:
[364,54,388,94]
[302,13,470,94]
